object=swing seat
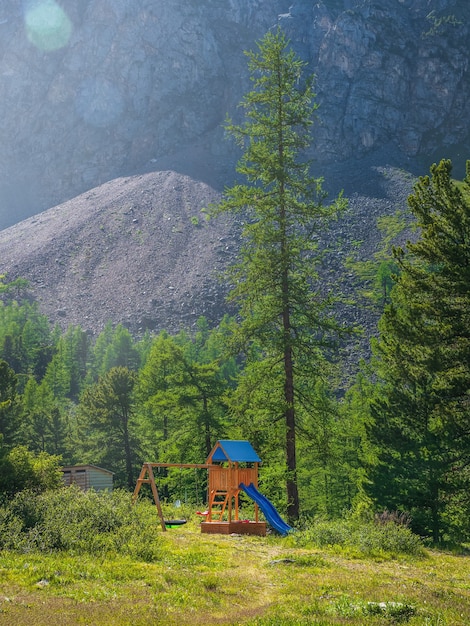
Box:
[164,519,187,528]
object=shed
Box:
[61,464,113,492]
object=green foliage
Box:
[0,486,161,558]
[0,297,54,382]
[294,514,424,558]
[367,159,470,543]
[49,325,91,400]
[297,380,354,517]
[19,377,64,454]
[423,10,463,37]
[213,27,347,522]
[0,445,63,499]
[137,326,232,471]
[91,323,141,379]
[345,210,406,308]
[79,366,139,488]
[0,275,30,302]
[0,359,18,446]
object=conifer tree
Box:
[369,159,470,542]
[0,359,18,446]
[214,28,346,521]
[79,366,138,488]
[137,331,186,462]
[138,328,230,463]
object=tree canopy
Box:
[368,159,470,541]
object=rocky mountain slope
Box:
[0,160,415,348]
[0,170,237,335]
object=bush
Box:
[293,514,424,558]
[0,486,162,559]
[0,506,24,550]
[0,446,63,498]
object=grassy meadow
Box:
[1,506,469,626]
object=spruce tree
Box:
[79,366,138,488]
[214,28,346,522]
[369,159,470,542]
[0,359,18,446]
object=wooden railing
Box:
[208,466,258,492]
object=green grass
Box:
[1,519,469,625]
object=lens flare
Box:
[25,0,72,51]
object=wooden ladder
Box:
[208,490,229,521]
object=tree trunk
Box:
[122,413,134,489]
[203,394,212,458]
[284,342,299,522]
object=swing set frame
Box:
[132,462,210,532]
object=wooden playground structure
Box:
[132,440,267,536]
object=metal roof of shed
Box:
[207,440,262,463]
[61,464,114,475]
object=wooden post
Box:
[132,463,166,532]
[254,461,259,522]
[147,464,166,532]
[132,464,147,503]
[228,462,233,523]
[234,490,239,521]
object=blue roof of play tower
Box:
[208,440,262,463]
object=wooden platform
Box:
[200,521,267,536]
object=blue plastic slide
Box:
[239,482,292,536]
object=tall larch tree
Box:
[214,28,346,522]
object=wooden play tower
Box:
[202,440,266,536]
[133,440,267,536]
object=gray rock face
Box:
[0,0,469,228]
[305,0,470,162]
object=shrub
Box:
[0,506,24,550]
[0,446,63,498]
[293,514,424,558]
[0,486,162,558]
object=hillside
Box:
[1,0,468,352]
[0,170,236,336]
[0,157,415,351]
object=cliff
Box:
[1,0,468,228]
